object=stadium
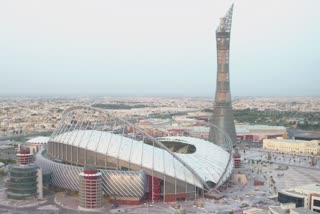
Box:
[35,106,234,204]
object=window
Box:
[278,192,304,207]
[314,200,320,207]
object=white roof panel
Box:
[27,136,50,144]
[51,130,233,189]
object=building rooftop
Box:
[27,136,50,144]
[269,206,289,214]
[236,125,286,135]
[280,183,320,197]
[291,130,320,140]
[265,139,320,144]
[244,208,269,214]
[291,207,318,214]
[294,183,320,194]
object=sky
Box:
[0,0,320,97]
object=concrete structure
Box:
[278,183,320,213]
[290,130,320,141]
[237,125,287,142]
[7,147,43,200]
[37,106,233,204]
[263,139,320,155]
[233,148,241,168]
[16,147,33,165]
[7,164,39,200]
[24,136,50,155]
[243,208,269,214]
[185,125,287,143]
[269,203,318,214]
[209,4,237,147]
[291,207,318,214]
[79,166,103,210]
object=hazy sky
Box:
[1,0,319,97]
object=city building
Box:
[243,207,269,214]
[209,4,237,146]
[290,130,320,141]
[18,136,50,155]
[26,136,50,155]
[35,106,234,204]
[188,125,286,143]
[269,203,318,214]
[237,125,287,142]
[263,139,320,155]
[7,147,43,200]
[278,183,320,213]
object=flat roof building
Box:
[263,139,320,155]
[269,203,318,214]
[278,183,320,213]
[243,208,269,214]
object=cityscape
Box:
[1,1,320,214]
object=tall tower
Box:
[209,4,237,147]
[79,166,103,211]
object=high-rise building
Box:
[209,4,237,147]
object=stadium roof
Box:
[51,130,233,189]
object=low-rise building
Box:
[269,203,318,214]
[263,139,320,155]
[18,136,50,155]
[243,207,269,214]
[277,183,320,213]
[237,125,287,142]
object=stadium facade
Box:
[35,106,234,204]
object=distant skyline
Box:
[1,0,320,97]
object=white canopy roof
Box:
[27,136,50,144]
[51,130,233,188]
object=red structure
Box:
[233,148,241,168]
[163,193,190,202]
[254,180,264,186]
[16,147,33,165]
[79,167,102,210]
[237,134,283,142]
[148,176,161,202]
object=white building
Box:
[18,136,50,155]
[263,139,320,155]
[278,183,320,213]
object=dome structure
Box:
[39,106,233,203]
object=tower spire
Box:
[209,4,237,147]
[216,4,233,33]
